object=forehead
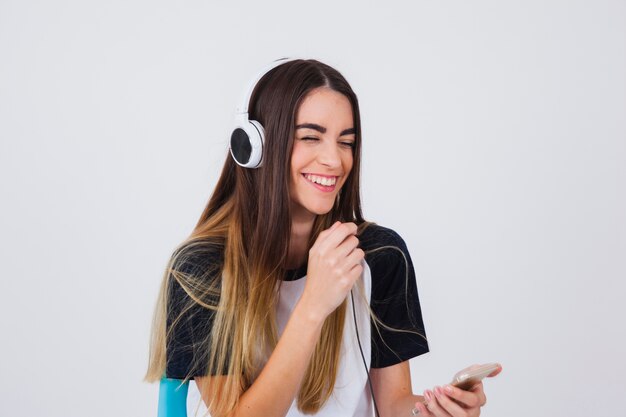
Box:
[295,87,353,126]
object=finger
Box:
[343,246,364,267]
[315,221,342,245]
[334,234,361,259]
[442,384,482,409]
[316,222,358,252]
[424,389,451,417]
[469,382,487,407]
[333,222,358,244]
[434,386,470,416]
[346,261,364,283]
[413,401,432,416]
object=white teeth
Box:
[304,174,337,186]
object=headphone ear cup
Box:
[230,119,265,168]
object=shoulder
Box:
[165,239,223,379]
[358,222,410,256]
[358,223,416,290]
[167,238,224,306]
[169,238,224,277]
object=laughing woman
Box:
[146,58,500,417]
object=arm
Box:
[196,222,364,417]
[363,226,429,415]
[370,361,425,417]
[196,299,325,417]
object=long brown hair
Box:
[146,59,365,415]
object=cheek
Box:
[289,145,306,173]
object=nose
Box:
[317,140,341,169]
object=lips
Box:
[302,173,338,192]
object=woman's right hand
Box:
[299,221,365,320]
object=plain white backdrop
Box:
[1,1,624,416]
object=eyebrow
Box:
[295,123,355,136]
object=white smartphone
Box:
[450,363,500,390]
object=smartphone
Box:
[450,363,500,390]
[411,363,500,415]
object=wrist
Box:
[392,393,423,417]
[293,295,326,329]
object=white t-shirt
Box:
[166,224,429,417]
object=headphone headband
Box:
[235,57,299,115]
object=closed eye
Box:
[299,136,354,149]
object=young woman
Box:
[146,58,500,417]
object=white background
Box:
[1,1,624,416]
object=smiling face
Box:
[289,87,356,221]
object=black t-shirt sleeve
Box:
[165,244,222,379]
[362,225,429,368]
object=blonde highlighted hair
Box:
[146,59,366,415]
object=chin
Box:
[313,207,334,216]
[302,201,335,216]
[303,205,332,216]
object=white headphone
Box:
[229,57,299,168]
